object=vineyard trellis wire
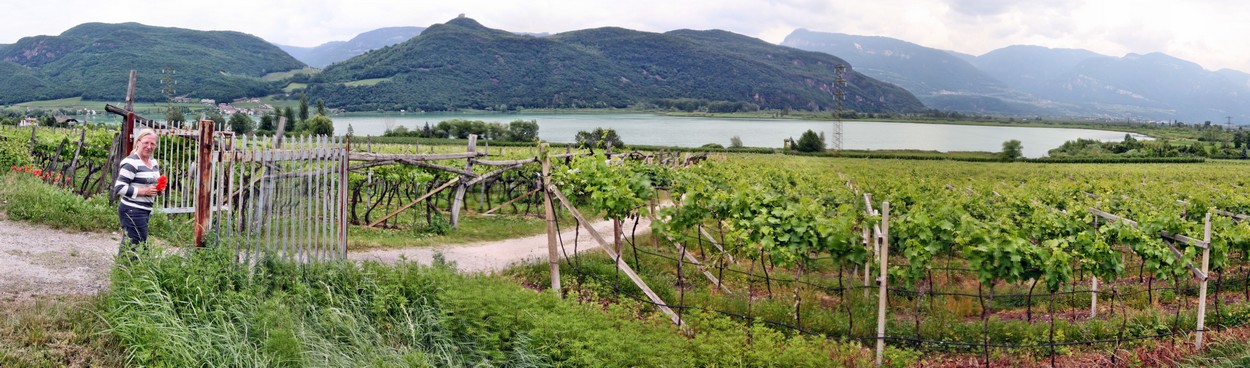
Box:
[534,154,1250,367]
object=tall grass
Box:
[101,245,533,367]
[0,173,182,241]
[0,296,125,367]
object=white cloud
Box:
[1,0,1248,73]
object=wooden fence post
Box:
[193,120,215,247]
[450,134,476,228]
[28,125,36,153]
[1196,212,1213,349]
[1090,277,1099,319]
[340,134,350,257]
[64,128,85,181]
[541,143,561,295]
[875,201,890,367]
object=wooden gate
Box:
[128,118,348,260]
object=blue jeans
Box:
[118,205,151,257]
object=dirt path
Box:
[0,219,122,302]
[349,216,653,273]
[0,213,651,301]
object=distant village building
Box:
[200,99,216,105]
[217,103,239,115]
[19,117,39,127]
[173,97,196,103]
[54,115,80,126]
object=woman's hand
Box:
[139,186,162,197]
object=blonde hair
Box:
[132,128,158,154]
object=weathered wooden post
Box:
[28,125,36,154]
[64,128,86,182]
[338,135,350,257]
[541,143,561,295]
[1090,277,1099,319]
[106,71,139,204]
[1091,217,1100,319]
[875,201,890,367]
[450,134,477,228]
[1196,212,1213,349]
[193,120,215,247]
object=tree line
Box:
[383,119,538,142]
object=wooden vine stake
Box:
[549,184,684,326]
[193,120,215,247]
[875,201,890,367]
[1090,277,1099,319]
[449,134,476,228]
[541,143,561,296]
[1196,211,1212,349]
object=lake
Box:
[331,112,1145,158]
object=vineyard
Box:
[7,120,1250,365]
[533,154,1250,365]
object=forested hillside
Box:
[0,22,305,104]
[308,17,924,113]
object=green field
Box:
[262,67,321,81]
[2,129,1250,366]
[343,78,393,87]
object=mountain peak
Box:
[445,16,487,29]
[311,19,923,113]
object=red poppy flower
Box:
[156,175,168,191]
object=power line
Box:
[831,64,846,151]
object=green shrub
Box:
[0,173,119,232]
[794,130,824,153]
[0,136,31,168]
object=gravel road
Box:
[349,216,651,273]
[0,219,121,302]
[0,212,650,301]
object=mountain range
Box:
[304,17,922,113]
[0,22,302,104]
[0,18,1245,122]
[277,27,425,68]
[782,30,1250,122]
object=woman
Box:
[115,128,162,256]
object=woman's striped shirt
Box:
[114,153,161,212]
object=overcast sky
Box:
[6,0,1248,73]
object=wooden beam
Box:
[464,163,523,187]
[675,241,733,294]
[1196,212,1213,348]
[472,157,539,166]
[350,151,486,162]
[399,158,478,177]
[549,184,684,326]
[1215,210,1245,221]
[1088,208,1208,248]
[553,152,586,159]
[104,104,166,130]
[347,160,397,172]
[450,135,477,228]
[541,145,561,295]
[366,177,461,228]
[697,226,734,263]
[484,187,540,215]
[124,70,136,113]
[193,120,215,247]
[1163,239,1207,280]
